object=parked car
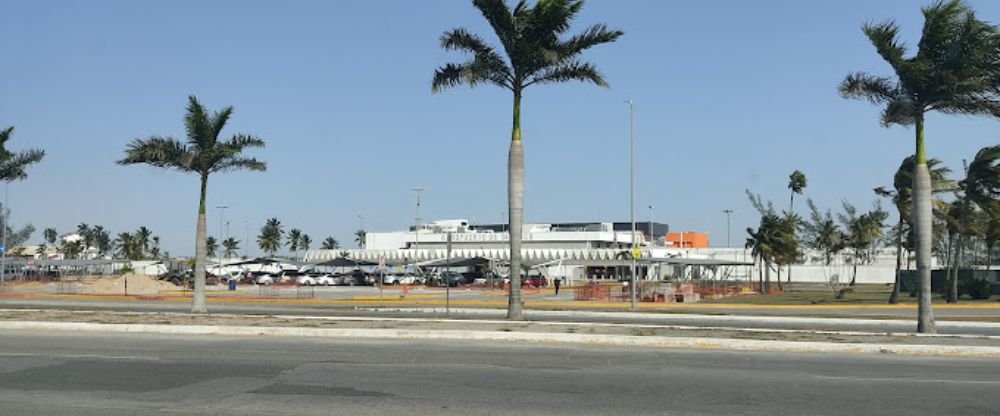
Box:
[523,274,548,288]
[340,270,372,286]
[296,275,317,286]
[255,273,277,286]
[316,274,339,286]
[383,273,423,286]
[434,271,465,287]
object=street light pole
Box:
[216,205,228,267]
[648,205,654,246]
[723,209,733,248]
[626,99,637,310]
[411,187,423,256]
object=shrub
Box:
[959,279,992,300]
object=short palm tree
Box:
[839,0,1000,333]
[433,0,623,319]
[287,228,303,259]
[205,236,218,259]
[354,229,366,248]
[222,237,240,258]
[136,226,153,257]
[321,237,339,250]
[43,228,57,245]
[875,156,951,303]
[257,218,283,257]
[118,96,266,313]
[961,145,1000,213]
[300,234,311,252]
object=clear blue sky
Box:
[2,0,999,256]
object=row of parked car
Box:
[217,269,550,288]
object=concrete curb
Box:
[2,320,999,358]
[365,307,1000,329]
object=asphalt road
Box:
[2,297,1000,336]
[0,330,998,415]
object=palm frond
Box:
[472,0,517,55]
[0,148,45,182]
[880,97,918,126]
[211,106,234,141]
[211,156,266,173]
[863,21,907,69]
[117,137,193,171]
[525,60,607,87]
[557,23,624,60]
[184,96,214,150]
[433,60,512,92]
[436,28,514,90]
[918,0,968,60]
[839,72,899,104]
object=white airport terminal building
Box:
[304,219,904,286]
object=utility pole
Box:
[648,205,655,246]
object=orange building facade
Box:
[665,231,708,248]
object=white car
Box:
[296,275,317,286]
[315,274,338,286]
[255,274,276,286]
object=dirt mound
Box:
[83,275,178,295]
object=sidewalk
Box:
[2,308,999,357]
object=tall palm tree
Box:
[788,170,807,212]
[118,96,267,313]
[942,145,999,301]
[875,156,951,303]
[961,145,1000,212]
[321,236,339,250]
[433,0,623,319]
[985,212,1000,270]
[354,229,366,248]
[839,0,1000,333]
[222,237,240,258]
[287,228,302,259]
[257,218,283,257]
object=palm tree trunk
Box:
[775,265,783,291]
[889,219,903,304]
[913,117,935,333]
[763,260,771,293]
[507,91,524,320]
[988,243,994,271]
[192,174,209,314]
[948,235,961,303]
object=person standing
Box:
[554,278,562,296]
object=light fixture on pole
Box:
[626,99,637,310]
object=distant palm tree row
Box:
[37,224,165,261]
[747,142,999,320]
